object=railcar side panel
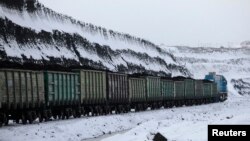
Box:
[78,70,107,105]
[195,80,204,98]
[44,71,80,107]
[203,83,212,98]
[129,78,146,103]
[212,83,217,97]
[0,69,45,109]
[174,81,185,100]
[184,79,195,99]
[145,76,161,102]
[161,79,174,100]
[107,73,128,104]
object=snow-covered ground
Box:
[0,94,249,141]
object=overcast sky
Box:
[39,0,250,47]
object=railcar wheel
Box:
[158,102,163,108]
[28,113,33,124]
[123,106,128,113]
[121,106,126,113]
[169,102,173,108]
[118,105,123,114]
[99,107,104,115]
[153,103,157,109]
[15,114,20,124]
[21,114,27,124]
[179,101,183,106]
[143,104,148,110]
[76,112,81,118]
[61,114,65,120]
[0,113,3,126]
[104,108,108,115]
[79,108,84,117]
[59,111,64,119]
[48,110,52,119]
[44,111,50,121]
[4,119,8,125]
[139,104,143,111]
[168,102,172,108]
[127,105,131,112]
[104,106,109,115]
[196,100,199,105]
[135,105,139,112]
[53,114,58,120]
[163,103,167,108]
[3,114,9,125]
[150,104,154,110]
[75,108,81,118]
[65,111,70,119]
[114,107,117,114]
[32,112,37,121]
[94,106,99,116]
[72,109,77,118]
[38,113,43,122]
[90,107,94,116]
[125,105,130,113]
[182,101,185,106]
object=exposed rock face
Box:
[0,0,190,76]
[231,79,250,95]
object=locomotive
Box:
[0,69,227,126]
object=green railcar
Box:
[145,76,161,102]
[0,69,45,109]
[174,81,184,100]
[172,77,186,100]
[78,70,106,105]
[203,80,212,98]
[129,78,146,103]
[211,83,218,97]
[161,79,174,100]
[184,79,195,99]
[195,80,204,98]
[44,71,80,106]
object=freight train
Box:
[0,69,227,126]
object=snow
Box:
[163,45,250,80]
[1,38,78,60]
[103,97,250,141]
[0,94,249,141]
[0,4,163,58]
[0,3,179,74]
[120,53,170,73]
[164,46,250,60]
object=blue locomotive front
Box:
[205,72,228,101]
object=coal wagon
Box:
[107,72,129,113]
[0,69,45,125]
[128,77,146,111]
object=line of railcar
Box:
[0,69,227,126]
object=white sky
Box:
[39,0,250,47]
